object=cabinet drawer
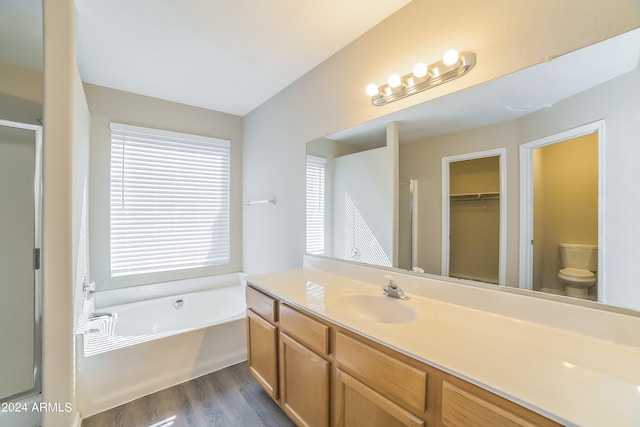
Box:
[246,285,278,323]
[336,332,427,415]
[279,303,330,355]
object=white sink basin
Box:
[331,294,417,324]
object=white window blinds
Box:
[306,155,326,255]
[110,123,230,276]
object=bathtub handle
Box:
[82,277,96,301]
[174,298,185,309]
[89,312,113,321]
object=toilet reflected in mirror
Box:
[558,243,597,299]
[524,127,600,301]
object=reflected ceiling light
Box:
[366,50,476,106]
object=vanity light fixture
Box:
[366,49,476,106]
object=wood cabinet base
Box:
[246,284,560,427]
[280,332,330,427]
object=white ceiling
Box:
[4,2,638,127]
[75,0,412,116]
[0,0,410,116]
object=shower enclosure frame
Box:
[0,119,43,403]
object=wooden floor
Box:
[81,362,295,427]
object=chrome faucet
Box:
[82,277,96,302]
[87,312,115,335]
[89,312,113,321]
[382,274,409,300]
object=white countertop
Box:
[246,258,640,427]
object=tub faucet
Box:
[82,277,96,302]
[89,312,113,321]
[87,312,115,335]
[382,275,409,300]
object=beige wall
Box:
[450,157,500,194]
[85,84,244,291]
[533,133,598,293]
[450,198,500,283]
[449,157,500,283]
[0,61,43,104]
[243,0,640,275]
[42,0,90,425]
[0,61,43,124]
[400,123,520,282]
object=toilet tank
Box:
[559,243,598,271]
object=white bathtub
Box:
[77,273,248,418]
[83,284,246,356]
[115,287,244,335]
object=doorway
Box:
[442,149,507,285]
[519,121,604,300]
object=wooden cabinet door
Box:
[247,309,279,400]
[279,332,330,427]
[441,381,559,427]
[336,369,424,427]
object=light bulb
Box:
[413,62,428,78]
[388,73,402,88]
[366,83,379,97]
[442,49,459,66]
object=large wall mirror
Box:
[306,28,640,314]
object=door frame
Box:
[518,120,605,301]
[441,148,507,285]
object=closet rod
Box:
[450,192,500,201]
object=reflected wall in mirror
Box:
[306,136,394,267]
[306,28,640,313]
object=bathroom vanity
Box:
[245,257,640,427]
[247,284,557,426]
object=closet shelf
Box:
[450,192,500,201]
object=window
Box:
[306,155,326,254]
[110,123,230,277]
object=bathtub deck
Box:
[81,362,294,427]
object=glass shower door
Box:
[0,122,41,402]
